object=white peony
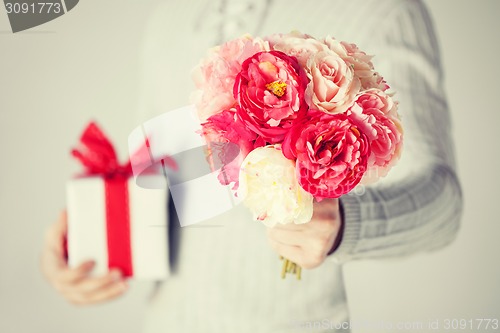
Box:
[238,145,314,227]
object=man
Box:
[42,1,462,332]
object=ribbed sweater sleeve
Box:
[331,0,463,263]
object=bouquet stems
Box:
[280,256,301,280]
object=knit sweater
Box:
[137,1,462,332]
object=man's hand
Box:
[41,211,128,305]
[267,198,343,269]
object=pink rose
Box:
[354,89,398,117]
[324,37,389,91]
[266,31,327,67]
[284,111,370,199]
[305,50,361,114]
[347,91,403,183]
[234,51,308,143]
[192,36,270,121]
[201,109,265,189]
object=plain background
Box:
[1,1,499,332]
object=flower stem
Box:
[281,258,288,279]
[280,256,302,280]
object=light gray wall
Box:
[1,1,499,332]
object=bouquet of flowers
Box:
[192,31,403,279]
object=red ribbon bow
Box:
[71,122,132,178]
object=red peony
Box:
[234,51,308,143]
[283,111,370,199]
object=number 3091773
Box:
[443,318,499,330]
[5,2,62,14]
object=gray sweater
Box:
[138,1,462,332]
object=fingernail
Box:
[119,281,128,290]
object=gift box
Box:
[66,122,169,279]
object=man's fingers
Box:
[273,223,306,231]
[48,211,67,238]
[75,269,123,294]
[55,269,128,305]
[65,279,128,305]
[44,211,68,256]
[267,228,303,247]
[268,236,327,269]
[265,198,342,270]
[56,260,95,285]
[56,210,68,232]
[64,280,128,305]
[268,238,303,263]
[85,280,128,304]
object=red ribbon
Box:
[72,122,134,277]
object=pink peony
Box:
[283,111,370,199]
[234,51,308,143]
[305,49,361,114]
[347,91,403,183]
[192,35,270,121]
[200,109,265,189]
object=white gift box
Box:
[66,175,169,280]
